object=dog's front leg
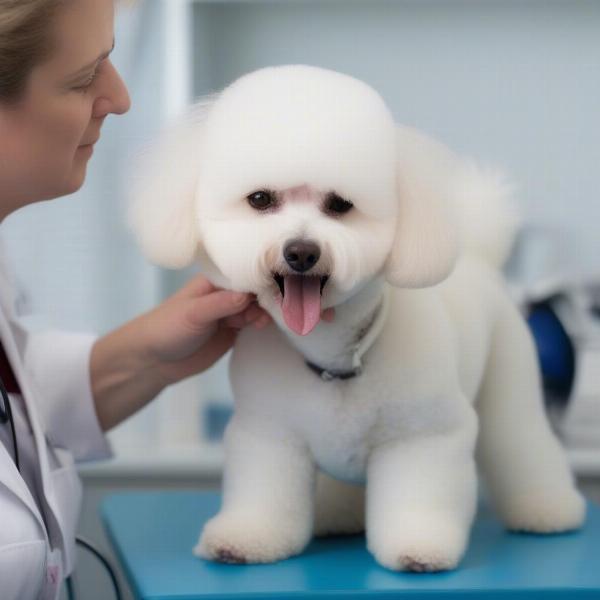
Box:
[195,417,315,564]
[366,404,478,572]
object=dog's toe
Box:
[368,512,467,572]
[500,488,586,533]
[215,547,248,564]
[194,512,311,564]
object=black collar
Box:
[305,360,361,382]
[302,288,390,383]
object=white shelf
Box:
[78,443,224,479]
[79,443,600,479]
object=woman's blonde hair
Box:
[0,0,65,103]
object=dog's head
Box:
[130,65,460,335]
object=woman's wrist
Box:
[90,313,168,431]
[88,277,270,433]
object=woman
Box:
[0,1,270,597]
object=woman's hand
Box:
[90,274,271,431]
[139,274,271,385]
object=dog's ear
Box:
[384,126,460,288]
[128,100,215,269]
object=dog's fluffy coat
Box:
[130,65,584,572]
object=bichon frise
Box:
[130,65,585,572]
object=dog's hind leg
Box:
[476,302,585,533]
[313,471,365,537]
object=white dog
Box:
[130,65,585,572]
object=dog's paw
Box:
[368,513,467,573]
[500,487,586,533]
[193,512,310,564]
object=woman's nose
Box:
[92,60,131,118]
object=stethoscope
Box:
[0,373,122,600]
[0,374,19,470]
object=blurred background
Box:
[1,0,599,597]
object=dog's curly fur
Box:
[130,65,585,572]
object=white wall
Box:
[193,0,600,278]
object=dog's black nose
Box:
[283,239,321,273]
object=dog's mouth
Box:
[273,274,329,297]
[272,273,329,336]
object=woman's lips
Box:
[77,144,94,155]
[79,134,100,147]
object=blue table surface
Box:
[101,491,600,600]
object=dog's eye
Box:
[324,192,353,215]
[247,190,276,211]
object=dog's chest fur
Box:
[300,380,380,483]
[230,284,473,484]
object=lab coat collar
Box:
[0,311,48,536]
[0,250,58,546]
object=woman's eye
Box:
[73,59,108,92]
[74,72,97,92]
[324,192,353,215]
[247,190,276,210]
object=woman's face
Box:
[0,0,130,218]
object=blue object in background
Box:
[203,402,233,442]
[527,301,576,400]
[102,491,600,600]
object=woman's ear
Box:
[128,99,215,269]
[384,126,460,288]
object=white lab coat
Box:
[0,249,111,600]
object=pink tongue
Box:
[282,275,322,336]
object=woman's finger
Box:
[223,303,269,329]
[254,314,272,329]
[188,290,252,328]
[243,303,264,323]
[222,313,248,329]
[321,307,335,322]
